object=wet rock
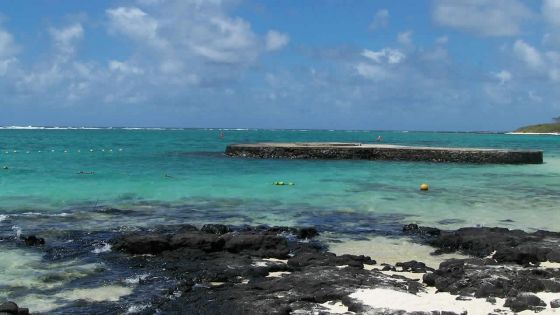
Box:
[423,257,560,304]
[404,224,560,265]
[402,224,441,236]
[0,301,29,315]
[201,224,230,235]
[112,233,171,254]
[504,293,546,312]
[396,260,434,273]
[221,233,289,258]
[175,224,198,233]
[20,235,45,246]
[296,227,318,239]
[551,298,560,308]
[287,252,374,269]
[170,232,224,252]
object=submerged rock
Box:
[20,235,45,246]
[0,301,29,315]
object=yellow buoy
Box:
[420,183,429,191]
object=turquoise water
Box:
[1,129,560,231]
[1,129,560,313]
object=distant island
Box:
[513,116,560,134]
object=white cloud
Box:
[361,48,406,64]
[106,7,167,50]
[493,70,512,84]
[265,30,289,51]
[355,63,391,81]
[435,36,448,45]
[432,0,532,36]
[513,40,543,69]
[397,31,413,45]
[109,60,144,75]
[542,0,560,27]
[370,9,389,30]
[49,23,84,57]
[0,27,19,58]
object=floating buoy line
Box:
[1,148,125,154]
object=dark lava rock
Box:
[396,260,434,273]
[221,233,289,258]
[296,227,318,239]
[402,223,441,236]
[0,301,29,315]
[551,298,560,308]
[175,224,198,233]
[109,224,417,315]
[504,293,546,312]
[423,257,560,302]
[201,224,230,235]
[170,232,224,252]
[403,224,560,265]
[112,233,171,254]
[20,235,45,246]
[287,252,375,269]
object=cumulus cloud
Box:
[265,30,289,51]
[49,23,84,58]
[432,0,532,36]
[513,40,543,69]
[0,31,18,59]
[370,9,389,30]
[435,36,448,45]
[361,48,406,64]
[397,31,413,45]
[108,60,144,75]
[106,7,166,50]
[493,70,512,84]
[542,0,560,27]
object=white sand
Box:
[350,287,508,314]
[541,261,560,269]
[266,271,291,278]
[318,301,350,314]
[329,236,468,268]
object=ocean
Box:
[1,128,559,312]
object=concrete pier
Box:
[225,142,543,164]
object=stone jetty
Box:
[225,142,543,164]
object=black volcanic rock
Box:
[20,235,45,246]
[423,257,560,299]
[403,224,560,265]
[504,293,546,312]
[396,260,434,273]
[201,224,230,235]
[0,301,29,315]
[112,233,171,254]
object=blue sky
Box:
[1,0,560,130]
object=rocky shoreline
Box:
[5,223,560,314]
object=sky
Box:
[1,0,560,131]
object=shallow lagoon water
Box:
[1,129,559,312]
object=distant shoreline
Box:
[507,132,560,135]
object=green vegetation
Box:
[515,123,560,133]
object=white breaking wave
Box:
[91,243,112,254]
[123,273,149,284]
[0,214,8,222]
[12,225,22,238]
